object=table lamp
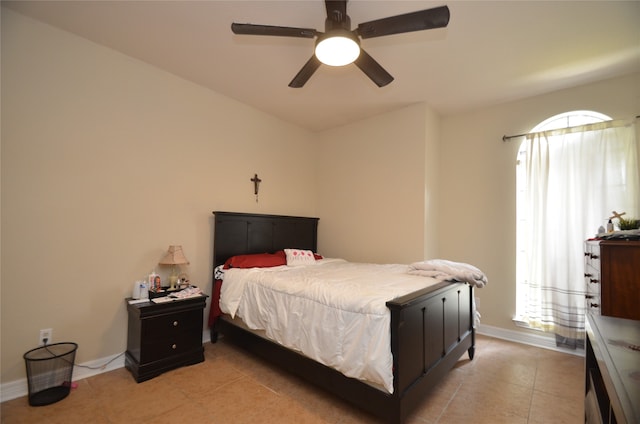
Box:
[158,245,190,290]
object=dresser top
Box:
[586,314,640,424]
[586,238,640,246]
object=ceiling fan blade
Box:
[357,5,450,39]
[289,55,322,88]
[231,23,318,38]
[354,49,394,87]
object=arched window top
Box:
[530,110,611,132]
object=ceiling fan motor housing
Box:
[325,13,351,32]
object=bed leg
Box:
[467,326,476,360]
[210,328,219,344]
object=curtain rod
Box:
[502,115,640,142]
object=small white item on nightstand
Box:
[139,281,149,299]
[132,281,141,299]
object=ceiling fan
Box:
[231,0,450,88]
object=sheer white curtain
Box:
[516,119,639,342]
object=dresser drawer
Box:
[584,242,601,275]
[585,295,601,315]
[584,264,600,284]
[584,241,602,314]
[585,274,601,296]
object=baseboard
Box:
[2,327,577,403]
[477,323,584,357]
[0,351,126,403]
[1,330,213,403]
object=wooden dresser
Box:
[585,314,640,424]
[584,240,640,320]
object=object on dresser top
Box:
[595,229,640,240]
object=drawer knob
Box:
[590,303,599,308]
[172,344,177,349]
[173,321,178,327]
[584,273,592,278]
[590,279,599,284]
[585,295,594,299]
[590,254,599,259]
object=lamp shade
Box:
[158,245,190,265]
[315,31,360,66]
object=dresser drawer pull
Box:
[584,273,592,278]
[590,279,599,284]
[590,303,600,308]
[585,295,594,299]
[173,321,179,327]
[172,344,177,349]
[589,254,599,259]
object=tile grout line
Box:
[433,382,463,423]
[526,363,540,423]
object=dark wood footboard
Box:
[388,281,474,422]
[215,281,474,424]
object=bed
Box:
[208,211,477,424]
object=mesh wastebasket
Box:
[23,342,78,406]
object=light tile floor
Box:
[1,334,585,423]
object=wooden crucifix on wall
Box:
[251,173,262,203]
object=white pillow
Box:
[285,249,316,266]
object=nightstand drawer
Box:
[142,309,202,339]
[141,327,202,363]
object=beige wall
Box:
[316,103,436,264]
[439,72,640,333]
[1,10,317,383]
[423,106,441,261]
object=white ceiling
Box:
[4,0,640,132]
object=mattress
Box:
[219,258,442,393]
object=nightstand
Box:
[124,294,207,382]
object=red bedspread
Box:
[208,279,223,327]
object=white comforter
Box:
[408,259,488,288]
[219,258,444,394]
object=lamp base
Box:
[168,274,179,290]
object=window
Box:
[515,111,639,347]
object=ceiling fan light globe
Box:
[315,35,360,67]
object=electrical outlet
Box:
[39,328,52,346]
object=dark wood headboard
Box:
[212,211,319,268]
